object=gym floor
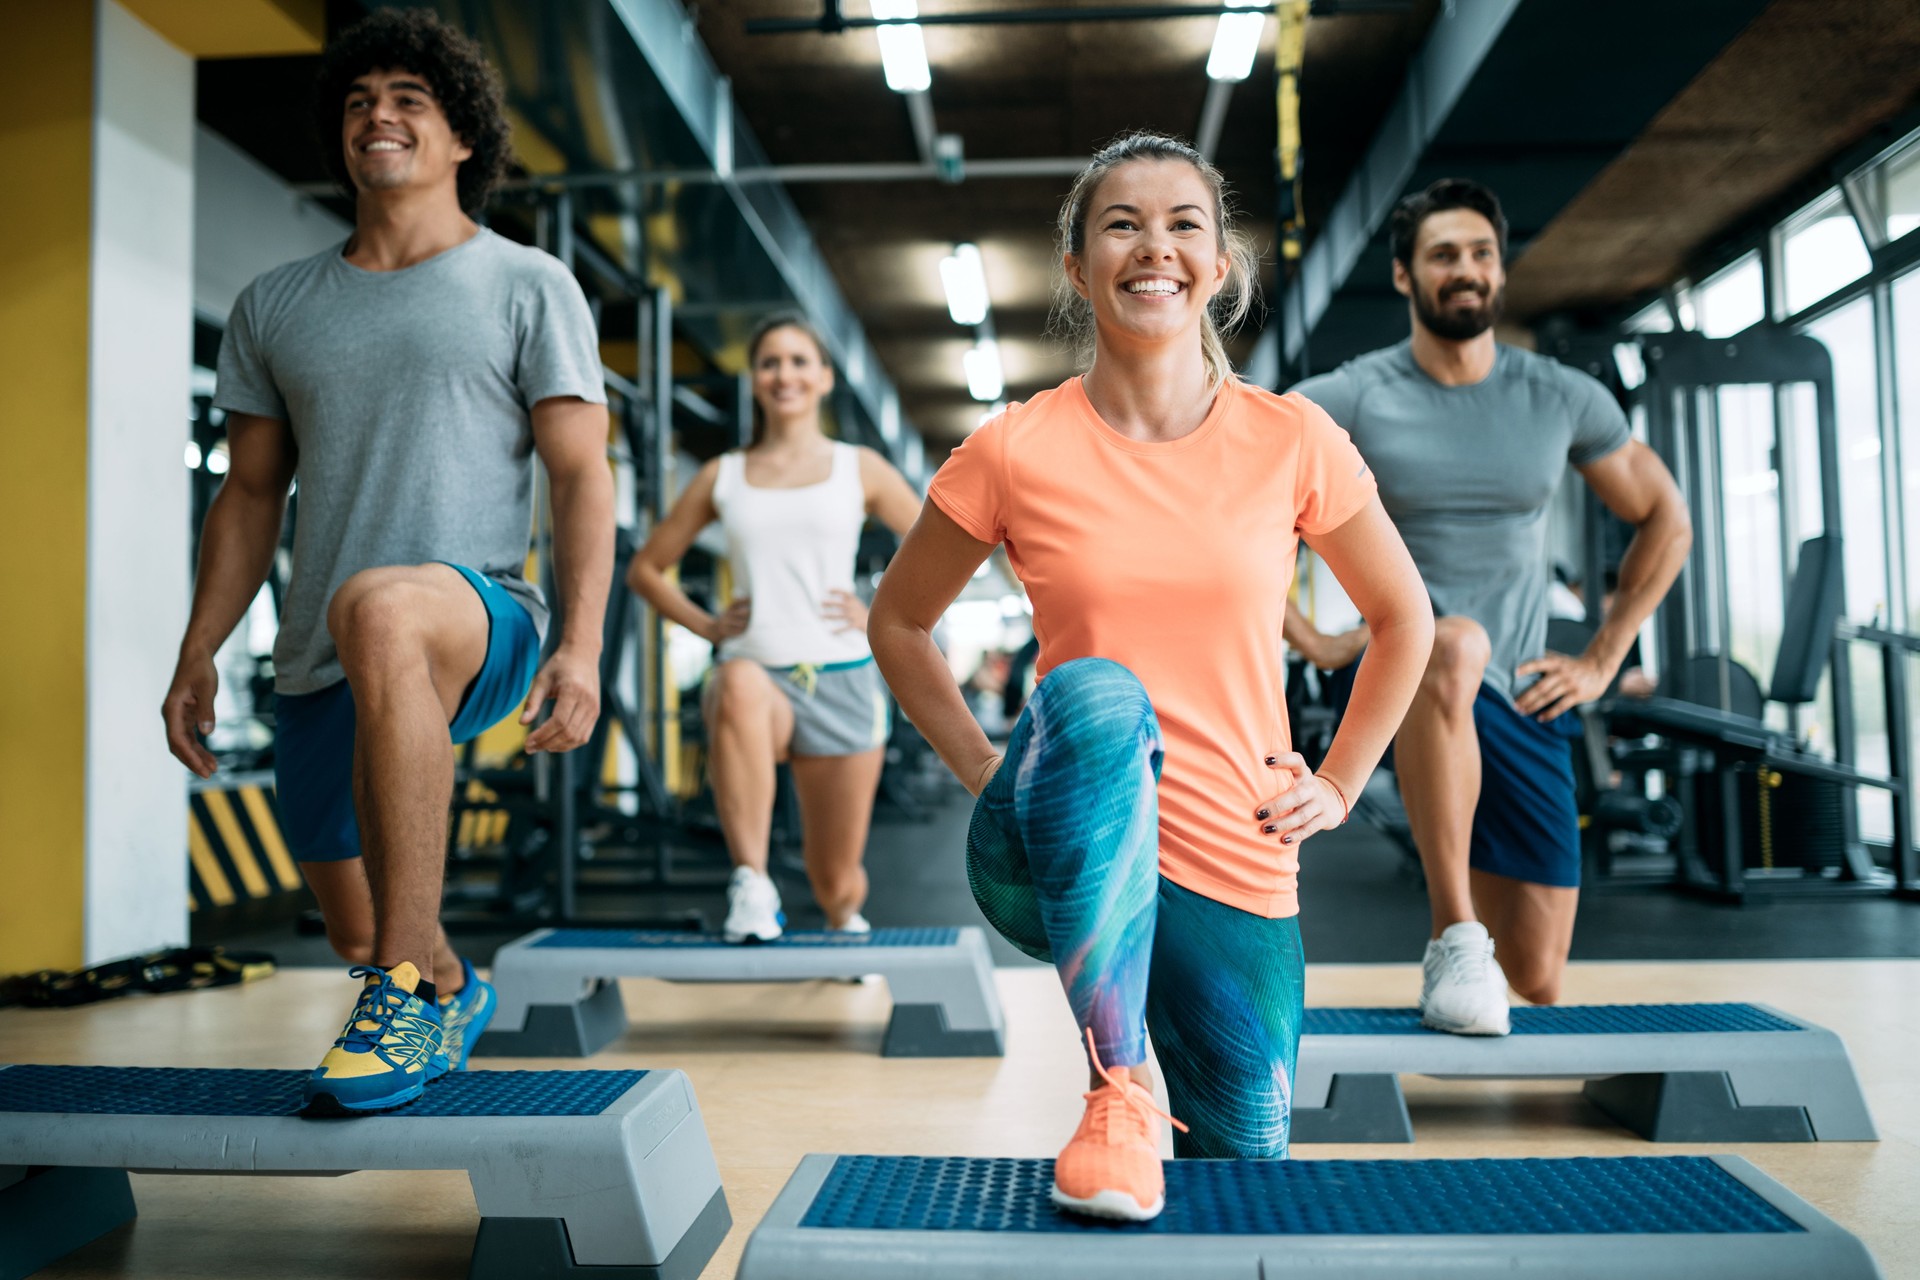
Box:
[8,780,1918,1278]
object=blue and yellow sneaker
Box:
[436,956,497,1070]
[303,962,449,1116]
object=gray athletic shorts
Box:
[707,656,891,757]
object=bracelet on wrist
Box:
[1315,772,1351,825]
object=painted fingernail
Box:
[1256,808,1270,819]
[1280,835,1293,844]
[1263,824,1277,834]
[1264,755,1277,766]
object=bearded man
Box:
[1287,179,1692,1034]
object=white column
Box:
[84,0,195,961]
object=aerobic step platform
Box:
[736,1154,1882,1279]
[474,925,1004,1059]
[0,1065,729,1280]
[1291,1002,1876,1144]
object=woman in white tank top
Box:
[627,316,922,942]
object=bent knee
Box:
[328,570,429,663]
[1031,657,1153,725]
[708,660,776,720]
[809,865,866,906]
[1506,964,1563,1006]
[326,930,375,966]
[1419,618,1492,707]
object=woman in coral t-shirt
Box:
[869,133,1433,1222]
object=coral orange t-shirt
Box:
[929,375,1376,918]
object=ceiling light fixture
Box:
[940,243,990,326]
[1206,0,1266,83]
[963,338,1004,402]
[872,0,932,93]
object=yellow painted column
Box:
[0,0,319,975]
[0,5,96,974]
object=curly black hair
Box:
[313,8,511,216]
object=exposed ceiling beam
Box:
[1274,0,1521,367]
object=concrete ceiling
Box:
[1506,0,1920,319]
[192,0,1920,456]
[693,0,1437,444]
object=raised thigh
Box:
[1146,878,1306,1159]
[702,659,797,760]
[965,701,1052,963]
[327,563,490,722]
[445,564,543,744]
[964,657,1165,969]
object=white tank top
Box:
[711,442,872,667]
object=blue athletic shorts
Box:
[1329,664,1583,888]
[273,563,541,863]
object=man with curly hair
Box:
[161,8,614,1114]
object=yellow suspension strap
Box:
[1275,0,1310,265]
[1756,767,1783,871]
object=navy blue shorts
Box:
[1329,664,1582,888]
[273,564,541,864]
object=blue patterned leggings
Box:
[967,657,1307,1158]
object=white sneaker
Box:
[1419,921,1511,1035]
[831,912,876,982]
[723,866,784,943]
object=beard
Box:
[1413,279,1504,341]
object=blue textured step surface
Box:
[1303,1003,1801,1036]
[0,1066,645,1117]
[532,927,961,949]
[797,1156,1803,1236]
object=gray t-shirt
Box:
[1291,340,1629,705]
[215,229,605,694]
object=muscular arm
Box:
[522,395,617,752]
[1300,496,1435,807]
[624,459,732,641]
[1515,440,1691,718]
[868,503,1001,795]
[1579,440,1691,669]
[162,413,296,777]
[534,395,617,651]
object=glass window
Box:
[1797,299,1891,839]
[1898,268,1920,630]
[1872,132,1920,242]
[1781,191,1873,316]
[1696,253,1765,338]
[1717,385,1786,704]
[1625,300,1673,333]
[1614,343,1646,391]
[1797,298,1887,622]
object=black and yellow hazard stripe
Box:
[187,781,303,913]
[454,778,515,853]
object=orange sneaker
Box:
[1050,1029,1189,1222]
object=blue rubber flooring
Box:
[798,1155,1804,1235]
[0,1066,645,1117]
[533,926,961,949]
[1303,1003,1802,1035]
